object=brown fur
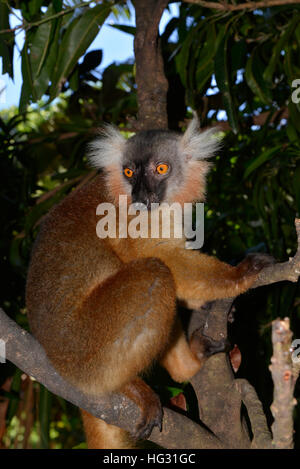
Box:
[26,168,265,449]
[105,164,132,205]
[81,411,134,449]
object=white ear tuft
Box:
[180,115,222,161]
[88,124,126,169]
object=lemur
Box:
[26,117,271,448]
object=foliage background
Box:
[0,0,300,448]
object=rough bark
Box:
[190,300,251,448]
[270,318,298,449]
[235,379,272,449]
[132,0,169,130]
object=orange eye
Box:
[124,168,134,178]
[156,163,169,175]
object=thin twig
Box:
[0,0,107,35]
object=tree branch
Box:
[253,218,300,288]
[184,0,300,12]
[270,318,298,449]
[234,379,272,449]
[132,0,169,130]
[188,219,300,449]
[190,301,252,448]
[0,307,222,449]
[0,307,137,433]
[150,408,225,448]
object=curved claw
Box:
[122,379,163,441]
[132,400,163,440]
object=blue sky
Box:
[0,2,180,110]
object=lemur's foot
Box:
[122,378,162,440]
[134,393,162,440]
[190,328,230,360]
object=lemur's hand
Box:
[237,253,275,277]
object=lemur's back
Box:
[26,175,124,382]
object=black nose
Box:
[132,193,151,209]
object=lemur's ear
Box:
[180,114,222,161]
[88,125,126,169]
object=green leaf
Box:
[39,385,52,449]
[69,67,79,91]
[288,101,300,133]
[31,9,62,102]
[0,3,14,78]
[196,62,214,93]
[263,16,299,85]
[28,8,58,100]
[73,442,88,449]
[175,19,204,88]
[19,6,70,108]
[53,0,63,13]
[243,145,281,179]
[230,39,246,71]
[30,14,53,78]
[109,24,136,36]
[7,370,22,422]
[19,40,35,112]
[195,24,216,92]
[283,44,294,81]
[286,123,299,143]
[49,3,111,100]
[28,0,44,17]
[293,165,300,213]
[9,237,24,268]
[245,48,272,105]
[20,1,32,22]
[215,28,239,134]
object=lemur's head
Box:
[89,116,221,208]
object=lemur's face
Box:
[122,130,183,209]
[88,117,221,207]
